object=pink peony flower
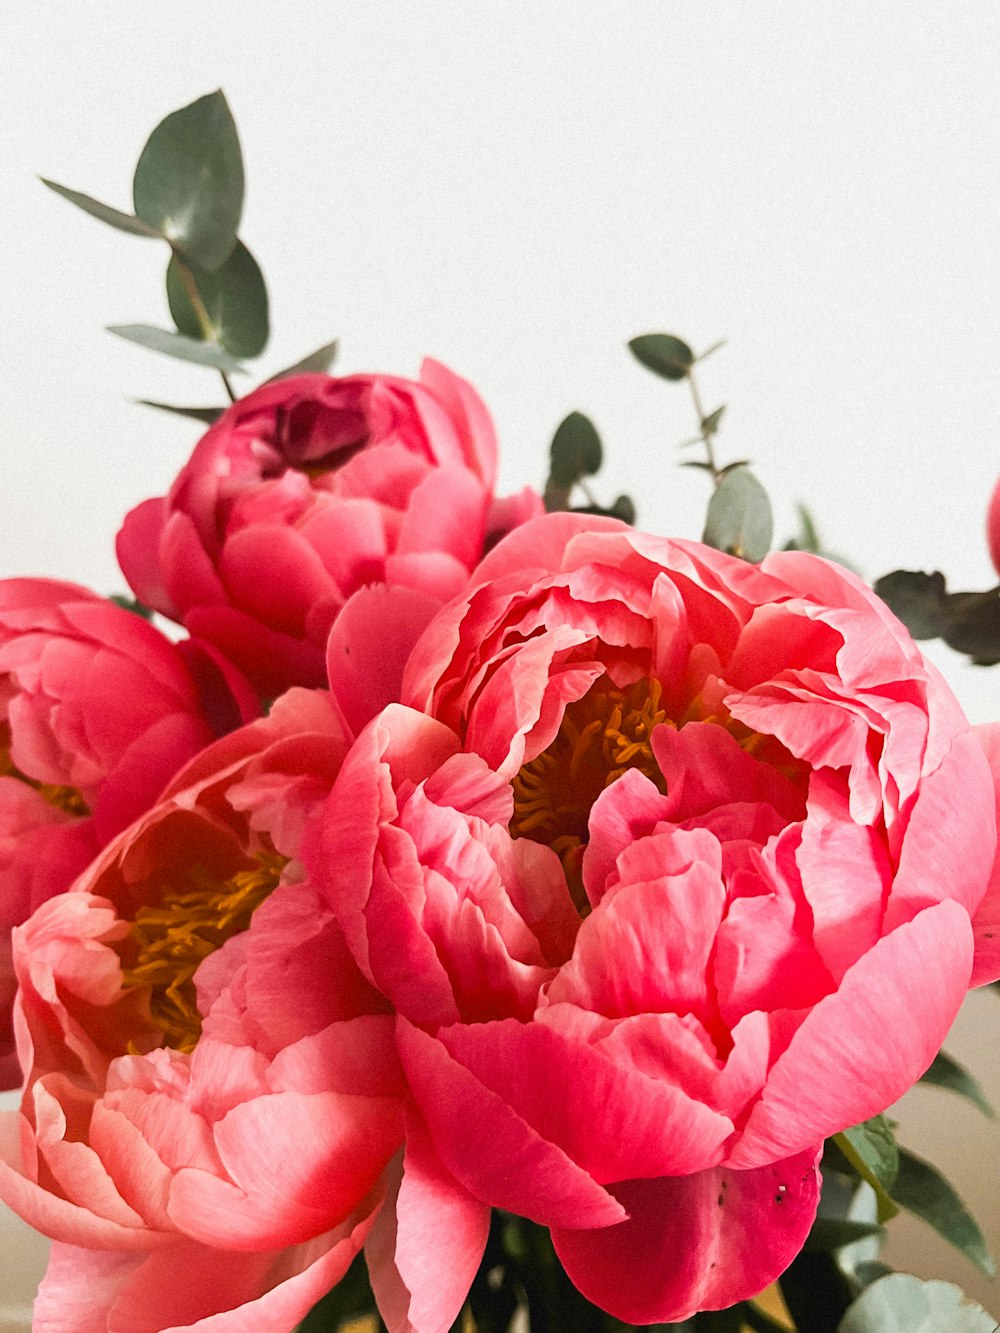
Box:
[0,688,406,1331]
[312,512,1000,1328]
[0,578,258,1089]
[988,475,1000,577]
[117,362,542,698]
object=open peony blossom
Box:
[312,512,1000,1328]
[117,361,541,697]
[0,688,406,1331]
[0,578,258,1089]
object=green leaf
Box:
[941,587,1000,665]
[891,1147,995,1276]
[134,401,226,424]
[40,179,161,237]
[549,412,603,486]
[920,1050,995,1118]
[701,405,726,436]
[804,1217,885,1254]
[838,1273,1000,1332]
[702,465,774,562]
[108,595,154,620]
[107,324,246,372]
[873,570,950,640]
[831,1118,900,1223]
[133,90,244,271]
[264,339,340,382]
[628,333,695,381]
[167,242,269,358]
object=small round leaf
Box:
[133,90,244,271]
[628,333,695,381]
[167,241,269,359]
[549,412,603,486]
[702,465,774,562]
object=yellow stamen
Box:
[121,849,287,1053]
[510,677,670,913]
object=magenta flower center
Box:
[119,849,287,1052]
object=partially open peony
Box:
[0,689,405,1331]
[117,361,541,698]
[313,512,1000,1328]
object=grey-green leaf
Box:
[264,340,340,383]
[167,242,269,358]
[107,324,246,372]
[701,405,726,436]
[549,412,603,485]
[133,90,244,271]
[919,1050,995,1119]
[628,333,695,381]
[702,465,774,562]
[40,179,162,237]
[838,1273,1000,1332]
[838,1117,900,1192]
[891,1148,995,1276]
[134,400,226,424]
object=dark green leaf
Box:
[873,570,949,640]
[920,1050,995,1118]
[701,405,726,436]
[941,588,1000,664]
[892,1147,995,1276]
[780,1248,859,1333]
[680,460,716,472]
[167,241,269,358]
[134,401,226,424]
[264,339,340,382]
[107,324,246,372]
[108,595,154,620]
[40,179,161,237]
[133,90,243,271]
[702,465,774,562]
[628,333,695,381]
[805,1217,884,1253]
[549,412,603,486]
[838,1272,1000,1332]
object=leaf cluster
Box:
[874,570,1000,665]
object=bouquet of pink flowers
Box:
[4,91,1000,1333]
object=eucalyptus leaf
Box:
[264,339,340,382]
[831,1118,899,1223]
[702,465,774,562]
[919,1050,995,1118]
[701,405,726,436]
[804,1218,885,1254]
[40,179,161,237]
[134,401,226,424]
[549,412,603,485]
[892,1147,995,1276]
[167,241,269,358]
[133,90,244,271]
[107,324,246,372]
[873,569,949,639]
[628,333,695,381]
[838,1273,1000,1333]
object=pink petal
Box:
[551,1147,821,1325]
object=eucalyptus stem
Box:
[685,366,722,486]
[170,249,238,405]
[220,370,236,402]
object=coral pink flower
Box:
[988,475,1000,577]
[312,512,1000,1328]
[117,362,541,697]
[0,689,405,1330]
[0,578,258,1089]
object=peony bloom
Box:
[312,512,1000,1328]
[117,362,542,697]
[0,578,258,1089]
[988,475,1000,577]
[0,688,406,1331]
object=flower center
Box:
[120,849,287,1053]
[510,677,669,912]
[0,725,89,817]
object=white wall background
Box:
[1,1,1000,1320]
